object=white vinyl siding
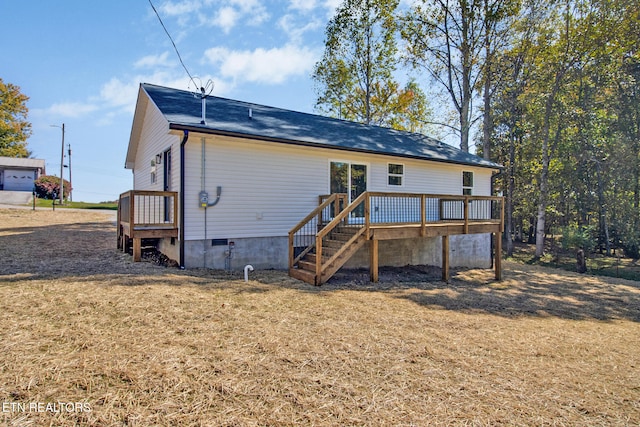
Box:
[181,133,495,240]
[132,105,177,191]
[183,135,328,240]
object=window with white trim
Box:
[462,171,473,195]
[388,163,404,186]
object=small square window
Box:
[462,171,473,195]
[388,176,403,186]
[388,163,404,186]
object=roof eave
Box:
[168,123,503,171]
[125,85,150,170]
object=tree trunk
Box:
[576,249,587,273]
[634,125,640,232]
[459,0,472,153]
[506,131,516,256]
[483,73,492,159]
[482,0,493,160]
[595,159,611,255]
[535,70,564,257]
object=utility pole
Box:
[50,123,65,205]
[67,143,72,202]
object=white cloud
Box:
[134,52,173,69]
[288,0,318,12]
[213,6,238,33]
[33,102,99,119]
[322,0,342,15]
[278,14,322,43]
[159,0,202,16]
[197,0,269,31]
[100,78,142,111]
[204,44,318,85]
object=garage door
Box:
[3,169,35,191]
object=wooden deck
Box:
[117,190,178,261]
[289,192,504,285]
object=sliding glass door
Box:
[330,162,367,218]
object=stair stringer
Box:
[317,226,369,284]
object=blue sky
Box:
[0,0,346,202]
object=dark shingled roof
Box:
[142,83,501,170]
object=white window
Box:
[388,163,404,186]
[150,159,157,184]
[462,171,473,195]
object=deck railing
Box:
[289,192,504,281]
[117,190,179,262]
[366,193,503,225]
[118,190,178,229]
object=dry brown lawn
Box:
[0,208,639,426]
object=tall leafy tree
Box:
[491,0,640,261]
[0,78,31,158]
[490,2,539,255]
[312,0,430,132]
[479,0,522,160]
[402,0,499,152]
[609,1,640,257]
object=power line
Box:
[148,0,196,87]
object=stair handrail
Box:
[314,191,370,281]
[288,193,342,269]
[316,191,369,241]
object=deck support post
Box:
[133,238,142,262]
[494,232,502,281]
[442,235,450,282]
[370,238,379,283]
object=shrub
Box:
[560,225,597,253]
[621,232,640,260]
[34,175,71,200]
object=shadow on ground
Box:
[1,217,639,323]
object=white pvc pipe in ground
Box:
[244,265,254,282]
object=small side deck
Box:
[117,190,178,261]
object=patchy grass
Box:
[508,241,640,282]
[32,199,118,210]
[1,208,639,426]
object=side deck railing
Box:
[118,190,178,230]
[117,190,178,261]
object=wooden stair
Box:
[290,225,369,285]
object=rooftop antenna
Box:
[201,87,206,125]
[189,78,214,125]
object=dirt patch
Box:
[1,208,639,426]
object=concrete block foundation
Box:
[176,233,492,271]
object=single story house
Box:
[0,156,46,192]
[119,83,503,284]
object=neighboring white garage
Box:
[0,157,46,192]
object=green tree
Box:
[402,0,518,153]
[491,0,640,260]
[312,0,430,131]
[0,78,31,158]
